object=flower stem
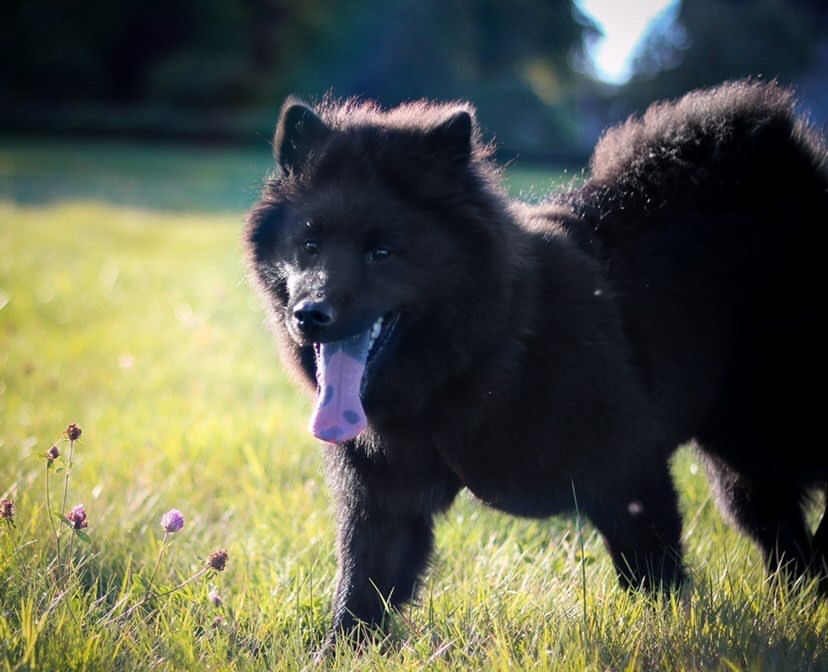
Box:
[57,439,76,575]
[45,460,61,572]
[66,529,76,571]
[145,532,169,595]
[60,438,75,520]
[3,520,19,554]
[102,566,212,625]
[154,567,211,598]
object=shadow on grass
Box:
[0,136,274,214]
[0,136,578,214]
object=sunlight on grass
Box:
[1,140,827,670]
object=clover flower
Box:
[160,509,185,534]
[64,423,82,441]
[207,549,228,572]
[0,498,14,523]
[208,586,223,607]
[66,504,88,529]
[47,445,60,461]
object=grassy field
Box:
[1,138,827,671]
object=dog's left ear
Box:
[274,98,330,175]
[427,109,474,162]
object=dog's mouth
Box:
[308,313,400,444]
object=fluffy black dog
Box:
[245,81,828,647]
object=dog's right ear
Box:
[274,98,330,175]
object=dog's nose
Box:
[293,300,335,334]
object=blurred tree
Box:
[0,0,345,106]
[620,0,827,112]
[0,0,591,157]
[291,0,593,156]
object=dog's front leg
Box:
[317,445,460,655]
[329,506,434,643]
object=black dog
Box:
[245,81,828,647]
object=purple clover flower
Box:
[160,509,185,534]
[0,498,15,522]
[208,586,223,607]
[67,504,88,529]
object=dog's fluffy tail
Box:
[566,80,827,248]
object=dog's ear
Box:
[426,109,474,162]
[274,98,330,175]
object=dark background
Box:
[3,0,827,162]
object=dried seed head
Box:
[47,445,61,461]
[207,549,228,572]
[0,499,15,522]
[64,424,82,441]
[160,509,185,533]
[66,504,88,529]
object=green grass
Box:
[1,138,827,671]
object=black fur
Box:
[244,81,828,649]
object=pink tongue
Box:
[309,331,371,443]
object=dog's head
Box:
[245,98,511,441]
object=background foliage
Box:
[3,0,827,158]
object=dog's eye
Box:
[302,239,319,255]
[369,246,391,262]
